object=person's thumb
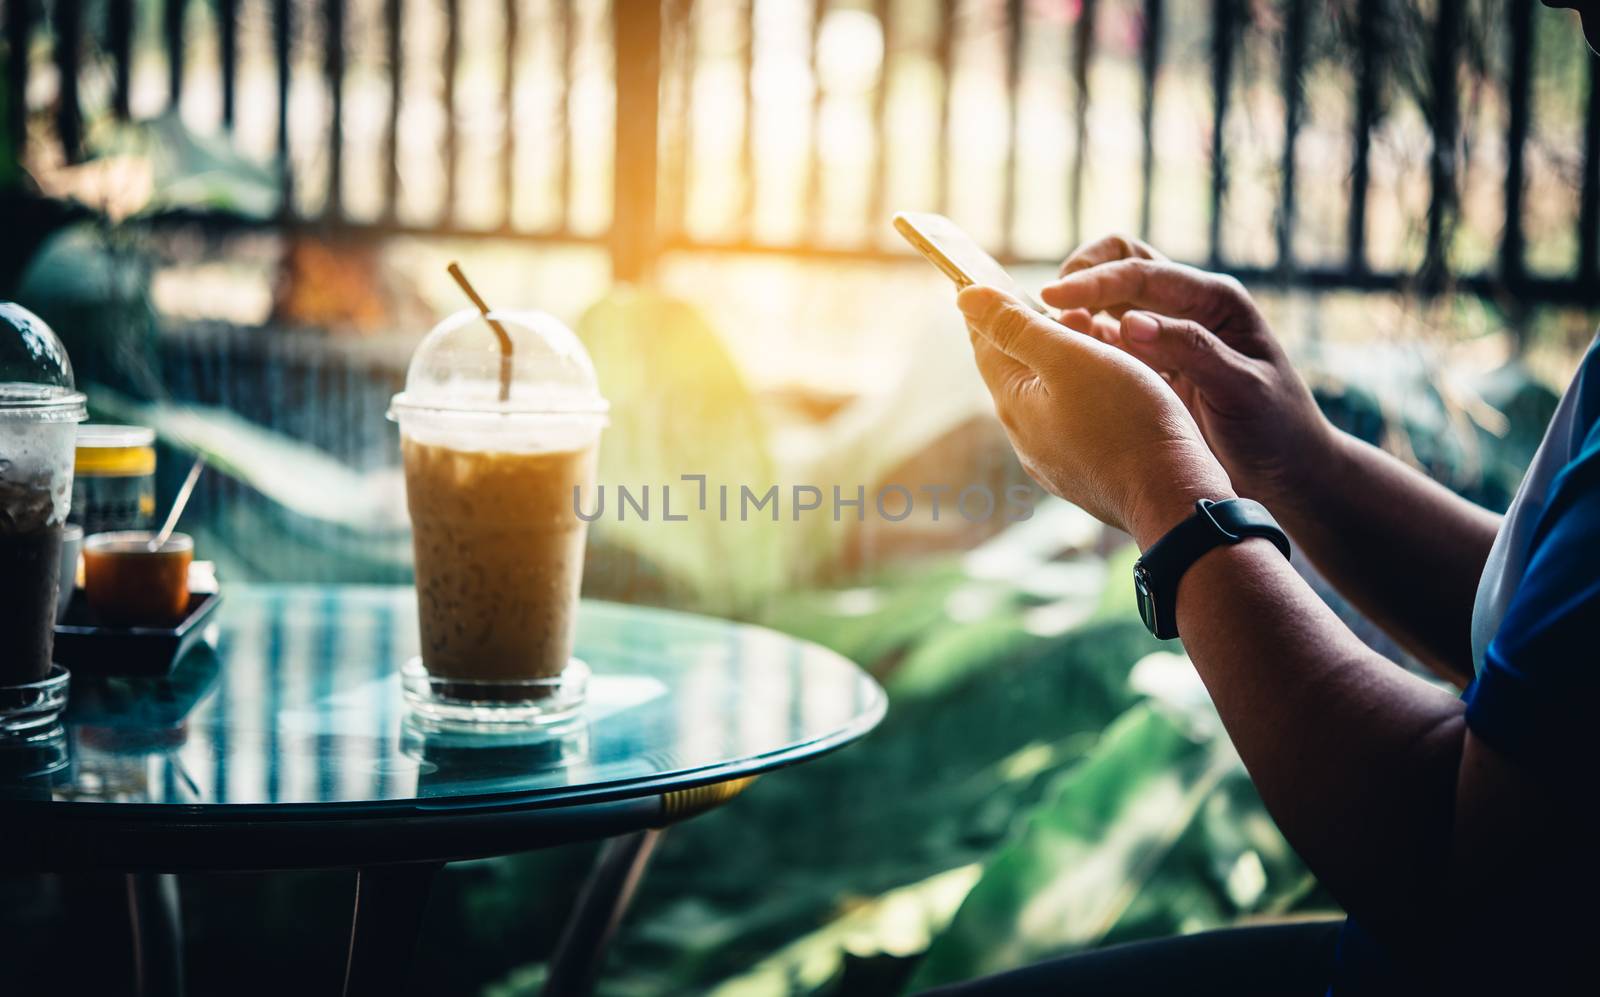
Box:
[1119,310,1250,391]
[957,285,1079,372]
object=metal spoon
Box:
[150,455,206,552]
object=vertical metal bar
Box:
[326,0,346,220]
[1069,0,1096,250]
[1347,0,1377,274]
[5,0,32,161]
[4,0,31,160]
[52,0,82,162]
[443,0,460,226]
[1002,0,1021,254]
[1422,0,1461,292]
[126,873,185,997]
[220,0,237,129]
[664,0,694,240]
[501,0,519,230]
[109,0,132,120]
[741,0,757,236]
[1208,0,1234,269]
[1137,0,1163,242]
[868,0,892,242]
[1501,0,1533,291]
[558,0,575,231]
[935,0,954,216]
[276,0,293,210]
[385,0,403,221]
[805,0,828,242]
[1582,41,1600,287]
[1276,0,1305,278]
[167,0,185,109]
[612,0,662,281]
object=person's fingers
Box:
[966,324,1034,400]
[1056,307,1094,333]
[1090,312,1122,345]
[1056,308,1125,348]
[1059,233,1167,276]
[957,285,1084,376]
[1118,311,1254,397]
[1042,258,1222,314]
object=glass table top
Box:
[0,586,885,817]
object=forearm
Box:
[1130,493,1468,946]
[1269,428,1500,685]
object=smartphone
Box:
[892,211,1048,314]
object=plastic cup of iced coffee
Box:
[0,303,87,738]
[389,307,607,728]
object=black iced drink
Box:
[0,521,64,685]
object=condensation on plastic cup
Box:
[2,304,89,735]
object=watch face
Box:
[1133,563,1157,634]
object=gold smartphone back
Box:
[892,212,1047,313]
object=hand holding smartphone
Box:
[892,212,1049,314]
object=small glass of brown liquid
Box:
[82,531,194,626]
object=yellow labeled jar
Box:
[72,424,157,534]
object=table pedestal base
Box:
[342,862,442,997]
[543,829,662,997]
[61,872,184,996]
[333,828,661,997]
[128,872,185,997]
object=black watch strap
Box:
[1133,498,1291,640]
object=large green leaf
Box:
[12,225,159,398]
[87,387,408,533]
[708,865,984,997]
[773,317,1002,584]
[574,289,1019,613]
[888,611,1042,697]
[755,498,1112,693]
[575,289,785,613]
[905,703,1238,991]
[754,558,974,676]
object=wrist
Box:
[1257,412,1345,511]
[1128,474,1237,552]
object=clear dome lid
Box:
[0,302,87,422]
[389,308,608,417]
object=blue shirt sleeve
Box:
[1464,418,1600,784]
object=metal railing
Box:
[5,0,1598,302]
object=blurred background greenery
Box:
[2,0,1597,993]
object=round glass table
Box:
[0,585,885,997]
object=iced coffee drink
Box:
[391,305,607,727]
[403,438,596,681]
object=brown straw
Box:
[447,262,514,402]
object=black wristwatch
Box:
[1133,498,1291,640]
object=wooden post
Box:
[612,0,662,284]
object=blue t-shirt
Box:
[1335,333,1600,994]
[1464,334,1600,768]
